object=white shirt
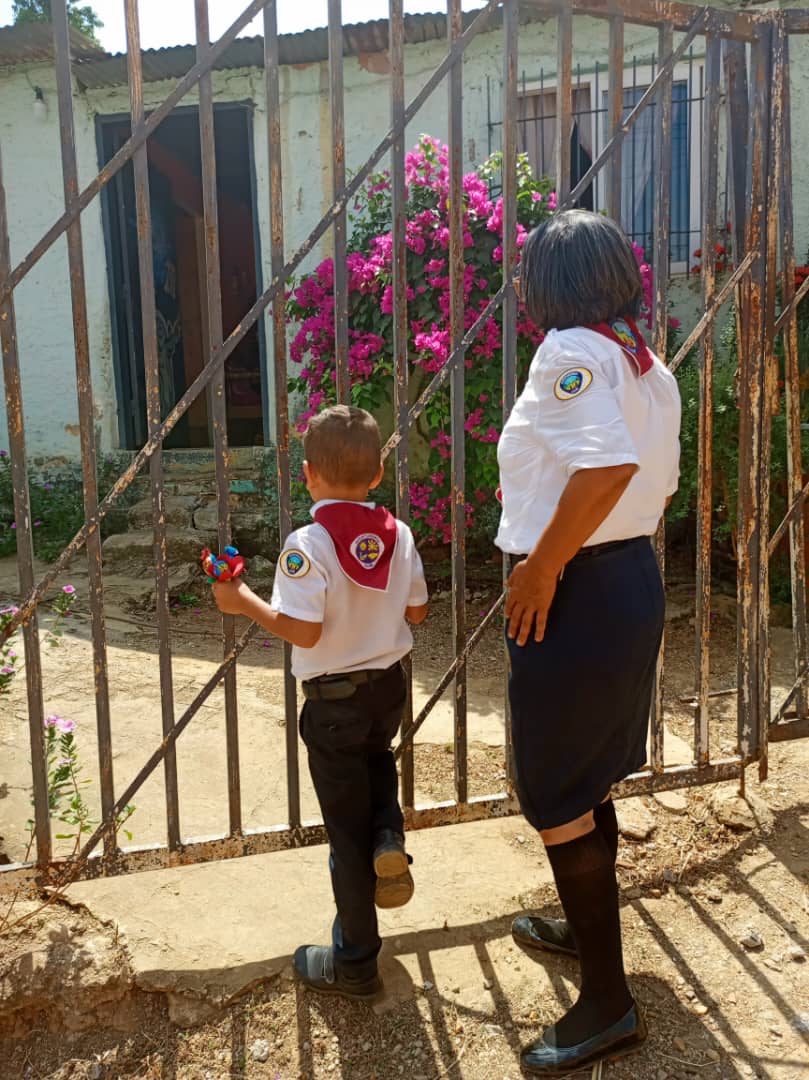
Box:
[495,326,681,554]
[270,500,429,680]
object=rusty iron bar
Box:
[694,34,721,767]
[195,0,241,835]
[389,0,414,809]
[776,24,808,722]
[785,11,809,35]
[521,0,759,40]
[501,0,519,787]
[723,40,748,278]
[0,0,504,650]
[667,251,757,376]
[736,30,770,768]
[0,143,50,867]
[771,652,809,727]
[607,12,624,221]
[395,594,505,760]
[448,0,467,805]
[555,7,573,203]
[124,0,180,851]
[264,0,300,829]
[649,22,674,774]
[774,269,809,337]
[329,0,350,406]
[0,0,273,307]
[769,718,809,744]
[561,7,710,212]
[52,1,117,859]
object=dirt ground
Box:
[1,554,808,1079]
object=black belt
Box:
[302,662,400,702]
[508,536,645,570]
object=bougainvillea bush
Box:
[287,136,660,545]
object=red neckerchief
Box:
[313,502,398,592]
[585,317,655,376]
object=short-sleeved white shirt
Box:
[270,500,429,680]
[495,326,681,555]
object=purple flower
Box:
[193,608,202,615]
[44,714,61,728]
[10,523,16,530]
[7,650,17,658]
[62,585,76,596]
[0,449,7,458]
[262,639,272,648]
[1,666,13,675]
[34,521,42,527]
[57,718,76,733]
[42,483,54,492]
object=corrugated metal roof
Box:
[0,21,103,67]
[70,8,531,91]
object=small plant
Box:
[44,584,76,647]
[0,604,19,694]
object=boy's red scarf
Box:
[313,502,398,592]
[585,317,655,376]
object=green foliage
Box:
[12,0,103,44]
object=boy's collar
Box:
[310,498,376,519]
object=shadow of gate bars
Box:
[1,0,809,888]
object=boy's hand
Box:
[211,579,251,616]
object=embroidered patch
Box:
[280,549,311,578]
[351,533,384,570]
[553,368,593,401]
[611,318,639,354]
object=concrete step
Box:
[101,528,214,569]
[128,495,200,531]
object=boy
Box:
[211,405,428,1001]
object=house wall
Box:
[1,7,807,457]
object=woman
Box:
[496,210,681,1075]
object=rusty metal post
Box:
[607,12,624,222]
[556,8,573,203]
[329,0,349,405]
[448,0,467,804]
[51,0,117,857]
[389,0,415,809]
[502,0,518,785]
[195,0,241,835]
[694,34,721,766]
[124,0,180,850]
[0,140,50,866]
[264,0,300,828]
[776,26,808,724]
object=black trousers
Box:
[299,662,407,979]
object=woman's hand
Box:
[211,579,252,616]
[505,558,559,646]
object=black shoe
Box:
[512,915,577,958]
[520,1004,647,1076]
[373,829,414,909]
[292,945,381,1001]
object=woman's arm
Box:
[505,463,638,646]
[212,580,323,648]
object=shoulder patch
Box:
[279,548,311,579]
[553,368,593,401]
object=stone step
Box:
[128,495,200,531]
[101,528,214,569]
[193,503,274,559]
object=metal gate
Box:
[1,0,808,888]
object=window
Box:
[518,87,594,210]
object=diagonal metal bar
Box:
[0,0,503,648]
[561,6,711,211]
[774,271,809,336]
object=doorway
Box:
[98,103,265,450]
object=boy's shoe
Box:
[292,945,382,1001]
[373,829,414,909]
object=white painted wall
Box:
[1,6,806,456]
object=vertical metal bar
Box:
[502,0,518,787]
[329,0,349,406]
[195,0,241,836]
[722,40,749,280]
[736,31,770,767]
[390,0,414,809]
[539,69,546,178]
[555,7,573,203]
[777,28,808,723]
[125,0,180,850]
[758,21,782,782]
[264,1,300,828]
[111,133,144,446]
[0,140,50,867]
[694,35,721,767]
[608,14,624,221]
[448,0,467,805]
[51,2,116,857]
[650,23,674,773]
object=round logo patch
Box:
[351,533,384,571]
[611,319,638,354]
[553,368,593,401]
[280,549,310,578]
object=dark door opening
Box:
[98,104,265,450]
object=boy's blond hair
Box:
[303,405,382,488]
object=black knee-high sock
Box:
[544,827,632,1046]
[594,798,619,863]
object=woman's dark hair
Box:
[519,210,644,331]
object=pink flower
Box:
[62,585,76,596]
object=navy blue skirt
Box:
[507,537,664,831]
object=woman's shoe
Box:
[292,945,382,1001]
[511,915,577,957]
[520,1003,647,1076]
